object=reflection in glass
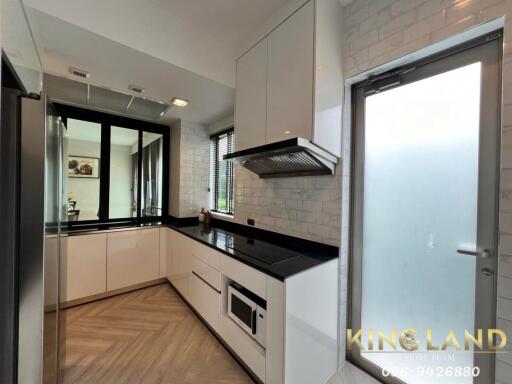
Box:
[109,126,139,218]
[65,119,102,221]
[43,106,63,384]
[142,132,163,217]
[360,63,481,384]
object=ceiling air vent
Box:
[128,84,145,94]
[69,66,90,79]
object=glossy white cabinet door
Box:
[166,228,174,281]
[107,228,160,291]
[266,0,314,144]
[159,227,167,278]
[189,272,221,329]
[266,278,285,384]
[235,38,268,151]
[167,230,193,300]
[62,234,107,302]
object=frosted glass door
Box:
[350,36,501,384]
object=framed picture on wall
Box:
[68,156,100,178]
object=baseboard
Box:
[60,277,167,309]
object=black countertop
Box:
[65,217,339,281]
[67,221,162,236]
[168,219,339,281]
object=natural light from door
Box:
[361,62,481,384]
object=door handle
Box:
[456,249,492,258]
[251,310,257,335]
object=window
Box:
[58,104,169,226]
[210,128,234,214]
[109,126,139,219]
[142,132,164,217]
[66,119,102,221]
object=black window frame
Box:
[210,127,234,215]
[56,103,170,228]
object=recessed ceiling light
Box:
[283,130,291,134]
[171,97,189,107]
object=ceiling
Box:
[148,0,290,52]
[22,0,289,88]
[25,7,236,125]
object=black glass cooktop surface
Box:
[173,222,338,280]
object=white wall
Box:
[179,121,210,217]
[23,0,236,87]
[109,145,133,218]
[336,1,512,383]
[168,120,210,218]
[208,113,235,135]
[67,139,133,220]
[67,139,100,220]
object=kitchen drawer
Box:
[191,256,222,292]
[192,242,221,267]
[219,254,267,299]
[190,272,221,330]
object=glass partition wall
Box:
[142,132,164,217]
[57,104,169,227]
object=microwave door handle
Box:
[251,310,257,335]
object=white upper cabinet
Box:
[266,0,314,145]
[234,0,343,157]
[235,39,268,151]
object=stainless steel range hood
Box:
[223,138,338,178]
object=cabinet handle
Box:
[251,310,257,335]
[192,271,221,294]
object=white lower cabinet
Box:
[107,228,160,291]
[167,230,193,301]
[159,227,167,278]
[189,272,221,328]
[165,228,339,384]
[62,233,107,302]
[166,228,267,382]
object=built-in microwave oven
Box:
[227,283,266,347]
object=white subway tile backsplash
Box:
[499,275,512,300]
[500,254,512,276]
[350,29,379,52]
[501,212,512,234]
[228,166,342,245]
[496,360,512,384]
[379,10,416,39]
[369,31,404,59]
[430,14,479,42]
[360,9,391,34]
[501,233,512,254]
[403,11,445,42]
[499,296,512,323]
[368,0,395,16]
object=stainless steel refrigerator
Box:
[1,61,66,384]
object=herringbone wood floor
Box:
[59,283,254,384]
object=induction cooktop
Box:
[180,227,300,266]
